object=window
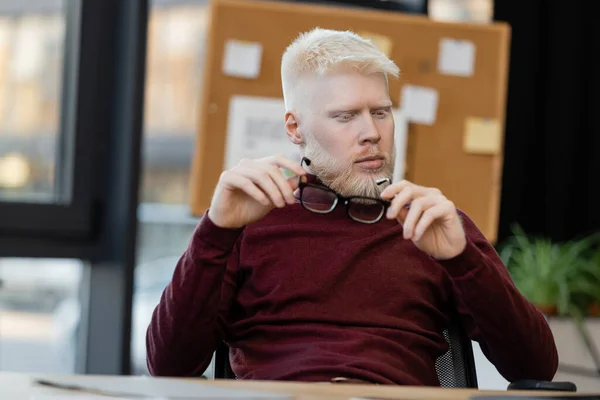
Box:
[0,1,66,203]
[141,1,209,205]
[0,0,103,238]
[0,0,149,376]
[429,0,493,23]
[132,204,200,375]
[132,0,212,377]
[0,0,148,374]
[0,258,85,373]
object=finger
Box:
[402,196,438,239]
[380,180,424,200]
[386,186,415,220]
[412,203,453,242]
[255,163,297,205]
[381,180,409,200]
[221,172,271,206]
[265,155,306,177]
[381,180,440,201]
[237,166,287,208]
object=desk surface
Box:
[0,372,593,399]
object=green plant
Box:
[499,224,600,317]
[582,245,600,315]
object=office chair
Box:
[213,317,577,391]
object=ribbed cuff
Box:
[194,210,245,251]
[437,239,485,280]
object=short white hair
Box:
[281,27,400,111]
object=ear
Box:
[285,111,304,145]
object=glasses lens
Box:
[348,198,385,223]
[301,185,337,213]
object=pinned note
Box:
[224,95,301,170]
[463,117,502,155]
[359,31,393,57]
[222,39,263,79]
[400,85,439,125]
[438,38,475,77]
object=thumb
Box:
[288,176,300,191]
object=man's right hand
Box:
[207,155,306,229]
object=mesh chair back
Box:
[215,341,236,380]
[214,319,478,387]
[435,319,478,388]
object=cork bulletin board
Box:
[190,0,511,243]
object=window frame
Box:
[0,0,94,238]
[0,0,148,376]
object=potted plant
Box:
[583,246,600,317]
[499,225,600,317]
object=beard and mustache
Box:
[302,132,395,199]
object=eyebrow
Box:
[326,102,393,116]
[372,104,393,111]
[374,100,393,108]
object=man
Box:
[146,28,558,386]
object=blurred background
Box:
[0,0,598,392]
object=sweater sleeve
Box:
[438,211,558,383]
[146,211,244,377]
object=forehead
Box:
[308,70,391,109]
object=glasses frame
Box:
[297,157,392,224]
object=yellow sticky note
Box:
[463,117,502,155]
[359,32,393,57]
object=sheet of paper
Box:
[358,31,393,57]
[31,376,291,399]
[400,85,439,125]
[392,108,408,183]
[463,117,502,155]
[438,38,475,77]
[225,95,301,172]
[222,39,263,79]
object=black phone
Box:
[507,379,578,392]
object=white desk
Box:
[0,372,592,399]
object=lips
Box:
[356,156,384,163]
[355,156,385,170]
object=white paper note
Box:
[392,108,408,183]
[438,38,476,77]
[225,96,301,171]
[222,39,263,79]
[400,85,439,125]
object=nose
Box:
[358,113,381,145]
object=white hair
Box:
[281,27,400,112]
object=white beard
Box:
[303,134,395,198]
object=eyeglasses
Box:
[297,157,392,224]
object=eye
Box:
[336,113,353,122]
[373,109,389,118]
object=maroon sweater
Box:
[146,201,558,385]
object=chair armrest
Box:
[507,380,577,392]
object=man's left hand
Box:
[380,180,467,260]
